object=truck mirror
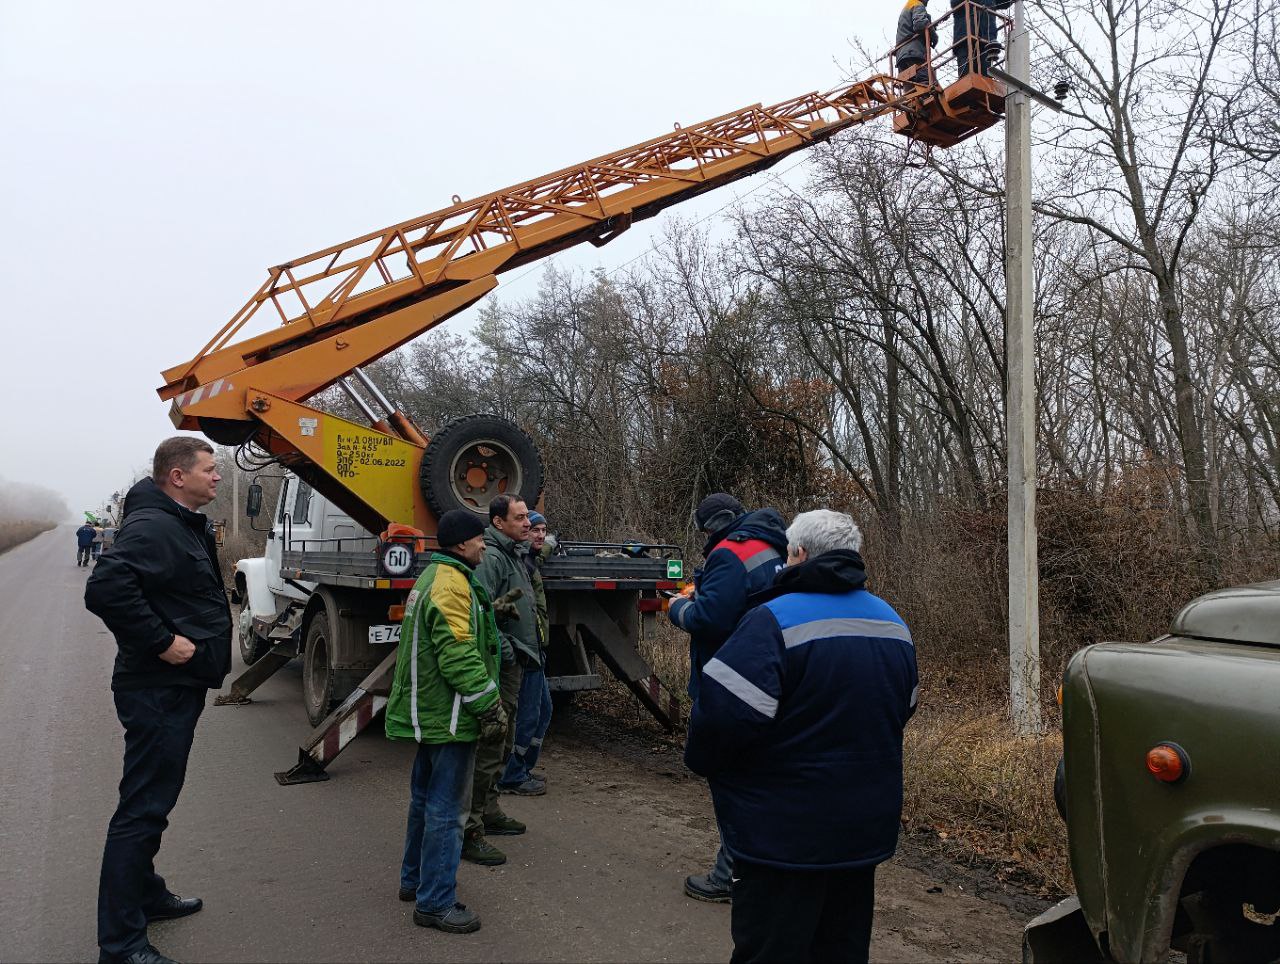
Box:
[246,483,263,518]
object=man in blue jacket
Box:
[685,509,918,964]
[668,493,787,903]
[76,521,98,566]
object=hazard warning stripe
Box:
[308,690,388,767]
[173,378,236,410]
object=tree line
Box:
[327,0,1279,690]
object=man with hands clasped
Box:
[85,437,232,964]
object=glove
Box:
[477,700,508,741]
[500,635,516,665]
[492,587,524,621]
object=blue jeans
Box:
[99,686,206,962]
[498,662,552,787]
[399,741,476,914]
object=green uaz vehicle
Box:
[1024,581,1280,964]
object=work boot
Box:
[684,873,732,903]
[413,902,481,934]
[461,830,507,865]
[498,776,546,796]
[482,812,526,836]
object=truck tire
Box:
[420,414,544,519]
[238,606,271,666]
[301,591,368,727]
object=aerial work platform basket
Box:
[889,0,1012,148]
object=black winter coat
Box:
[85,478,232,691]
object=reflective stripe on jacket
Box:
[685,552,918,870]
[667,508,788,698]
[384,552,501,744]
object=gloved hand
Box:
[492,587,524,621]
[477,700,508,741]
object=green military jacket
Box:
[475,526,539,664]
[384,552,501,743]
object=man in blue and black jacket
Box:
[685,509,918,964]
[667,493,787,903]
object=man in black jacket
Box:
[86,437,231,964]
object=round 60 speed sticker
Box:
[379,541,416,577]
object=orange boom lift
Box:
[158,7,1009,537]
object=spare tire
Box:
[420,414,544,520]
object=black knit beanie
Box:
[436,509,485,548]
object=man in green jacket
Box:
[462,493,535,866]
[386,510,505,934]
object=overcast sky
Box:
[1,0,886,519]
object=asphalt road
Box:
[1,526,1027,962]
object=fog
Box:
[0,478,71,524]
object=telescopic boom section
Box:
[159,74,940,419]
[158,19,1006,532]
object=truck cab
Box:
[233,475,376,670]
[1024,581,1280,964]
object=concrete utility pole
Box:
[1004,0,1041,736]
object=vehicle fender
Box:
[1130,812,1280,962]
[234,557,277,622]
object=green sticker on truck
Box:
[666,559,684,579]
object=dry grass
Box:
[216,529,270,585]
[595,624,1072,897]
[0,520,56,555]
[902,701,1070,896]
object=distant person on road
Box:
[385,509,504,935]
[85,437,231,964]
[666,493,787,904]
[462,493,536,867]
[685,510,919,964]
[91,523,106,561]
[76,521,97,567]
[497,510,554,796]
[896,0,937,84]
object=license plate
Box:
[368,624,401,645]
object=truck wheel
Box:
[301,589,374,727]
[302,616,337,727]
[420,414,544,519]
[238,607,271,666]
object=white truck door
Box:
[267,476,316,603]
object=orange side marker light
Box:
[1146,743,1189,784]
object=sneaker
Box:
[482,812,526,836]
[684,873,732,903]
[461,831,507,865]
[413,902,481,934]
[398,886,415,902]
[498,777,546,796]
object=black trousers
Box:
[730,861,876,964]
[78,545,92,566]
[98,685,205,962]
